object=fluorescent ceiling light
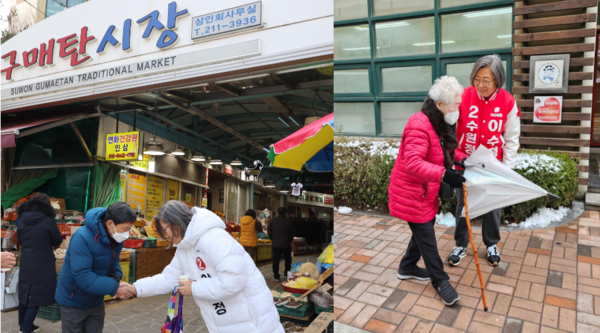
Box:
[412,41,455,47]
[280,189,289,194]
[171,145,185,156]
[263,148,270,152]
[342,47,371,51]
[288,116,300,127]
[376,22,410,28]
[215,74,269,84]
[149,156,156,173]
[191,154,205,162]
[230,158,243,166]
[175,83,208,90]
[209,157,223,165]
[275,62,333,75]
[463,8,511,18]
[279,117,290,127]
[497,35,512,39]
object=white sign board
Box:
[192,2,262,40]
[533,96,562,123]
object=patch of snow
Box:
[436,212,456,227]
[515,153,562,175]
[517,207,570,229]
[338,207,353,214]
[337,140,401,159]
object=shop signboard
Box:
[131,154,151,170]
[127,172,146,215]
[105,131,140,161]
[146,175,164,222]
[219,189,224,203]
[191,2,262,40]
[224,164,233,175]
[244,160,263,181]
[533,96,562,124]
[120,174,126,202]
[288,191,334,208]
[167,179,179,202]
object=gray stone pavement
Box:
[1,253,319,333]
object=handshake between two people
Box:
[113,278,194,299]
[115,282,137,300]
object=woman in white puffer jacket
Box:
[128,200,283,333]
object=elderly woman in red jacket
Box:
[389,76,467,306]
[448,55,520,268]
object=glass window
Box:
[46,0,86,18]
[335,25,371,60]
[375,17,435,58]
[334,69,370,93]
[380,102,422,135]
[441,7,512,53]
[440,0,497,8]
[446,60,507,88]
[334,0,368,21]
[334,103,376,134]
[373,0,434,17]
[382,66,432,92]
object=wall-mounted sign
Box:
[146,175,165,222]
[224,164,233,175]
[192,2,262,40]
[131,153,151,170]
[167,179,179,202]
[106,131,140,161]
[219,189,224,203]
[288,191,334,208]
[529,54,570,94]
[534,96,562,124]
[244,160,263,181]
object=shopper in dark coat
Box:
[17,192,63,333]
[267,207,295,281]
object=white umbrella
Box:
[460,146,556,219]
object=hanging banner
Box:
[534,96,562,123]
[106,131,140,161]
[244,160,263,181]
[120,174,127,202]
[127,172,146,215]
[146,175,164,222]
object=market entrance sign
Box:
[105,131,140,161]
[1,0,263,98]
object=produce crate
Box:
[315,305,333,315]
[257,244,272,261]
[119,251,132,261]
[275,298,313,318]
[143,240,157,248]
[123,239,144,249]
[156,239,169,247]
[36,303,61,323]
[135,247,176,281]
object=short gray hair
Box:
[155,200,194,240]
[470,55,506,89]
[428,76,464,104]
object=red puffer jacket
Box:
[388,112,466,223]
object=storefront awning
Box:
[1,111,92,148]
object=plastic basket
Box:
[143,240,157,248]
[315,305,333,315]
[156,239,169,247]
[281,282,310,295]
[123,239,144,248]
[36,303,61,323]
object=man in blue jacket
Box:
[55,202,136,333]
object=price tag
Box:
[322,283,332,292]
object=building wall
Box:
[207,175,225,212]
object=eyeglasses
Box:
[474,78,495,87]
[161,224,171,234]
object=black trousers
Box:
[18,303,38,332]
[399,217,449,289]
[272,247,292,279]
[455,187,501,248]
[60,303,105,333]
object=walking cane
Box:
[462,183,488,311]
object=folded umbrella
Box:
[460,146,555,219]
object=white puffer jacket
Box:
[134,208,284,333]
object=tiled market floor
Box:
[0,253,319,333]
[334,211,600,333]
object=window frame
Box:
[334,0,514,138]
[334,64,373,98]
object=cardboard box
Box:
[304,312,334,333]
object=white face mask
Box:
[444,111,460,125]
[110,224,129,243]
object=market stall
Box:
[272,245,334,332]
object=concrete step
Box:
[585,192,600,211]
[588,187,600,194]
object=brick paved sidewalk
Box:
[333,211,600,333]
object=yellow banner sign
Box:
[131,154,151,170]
[146,175,164,222]
[106,131,140,161]
[167,179,179,202]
